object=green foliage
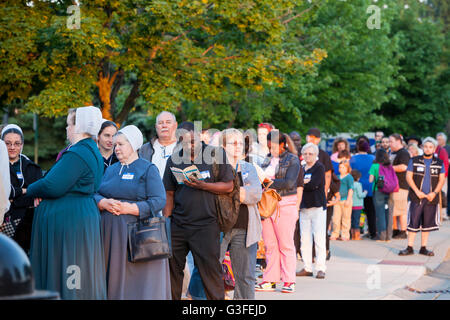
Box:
[378,0,449,137]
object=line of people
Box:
[0,107,448,300]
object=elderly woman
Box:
[0,124,43,252]
[297,142,327,279]
[256,131,300,293]
[95,125,168,300]
[219,128,262,300]
[27,107,107,299]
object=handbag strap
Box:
[262,180,274,191]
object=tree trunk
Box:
[96,70,119,121]
[115,80,140,125]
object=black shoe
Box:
[419,247,434,256]
[326,250,331,261]
[296,269,313,277]
[399,246,414,256]
[392,230,400,238]
[316,271,326,279]
[393,231,407,239]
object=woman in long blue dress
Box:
[27,106,106,300]
[94,125,170,300]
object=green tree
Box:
[0,0,324,125]
[379,0,448,137]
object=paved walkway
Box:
[254,220,450,300]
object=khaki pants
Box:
[331,200,352,239]
[389,188,409,217]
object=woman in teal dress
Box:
[27,106,107,300]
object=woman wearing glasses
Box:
[219,129,262,299]
[0,124,43,253]
[297,142,327,279]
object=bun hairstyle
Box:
[357,140,370,153]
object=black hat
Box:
[306,128,321,138]
[405,135,422,146]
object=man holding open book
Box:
[162,121,234,300]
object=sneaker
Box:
[392,229,400,238]
[393,231,407,239]
[296,269,313,277]
[281,282,295,293]
[419,247,434,256]
[255,281,276,292]
[398,246,414,256]
[316,271,326,279]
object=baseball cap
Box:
[306,128,321,138]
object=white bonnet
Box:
[118,125,143,152]
[74,106,103,136]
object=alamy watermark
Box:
[66,265,81,290]
[67,5,81,30]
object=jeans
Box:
[220,229,257,300]
[187,252,206,300]
[351,209,362,229]
[373,190,392,240]
[299,207,327,273]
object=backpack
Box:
[211,148,241,233]
[378,164,399,194]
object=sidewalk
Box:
[255,220,450,300]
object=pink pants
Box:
[262,194,298,283]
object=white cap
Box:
[118,125,143,152]
[1,124,23,138]
[74,106,103,136]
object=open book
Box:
[170,165,205,184]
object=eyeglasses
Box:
[226,142,244,147]
[5,142,22,148]
[302,152,315,156]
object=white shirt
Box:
[152,139,177,178]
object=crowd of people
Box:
[0,107,448,300]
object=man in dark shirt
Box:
[389,134,410,239]
[162,122,234,300]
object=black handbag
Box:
[127,215,172,263]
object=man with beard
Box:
[399,137,445,256]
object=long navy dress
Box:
[94,158,170,300]
[27,138,106,300]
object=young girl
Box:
[331,161,354,241]
[350,169,367,240]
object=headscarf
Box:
[1,124,24,142]
[74,106,103,136]
[118,125,143,152]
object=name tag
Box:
[242,172,249,180]
[122,173,135,180]
[16,172,23,179]
[305,173,312,180]
[200,170,211,179]
[417,167,424,172]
